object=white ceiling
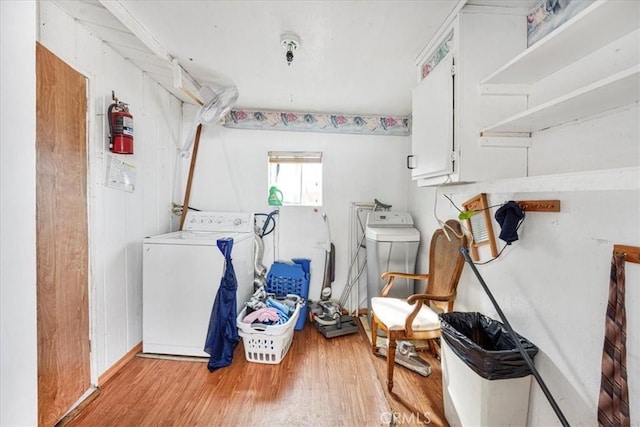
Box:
[52,0,529,116]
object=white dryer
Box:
[365,211,420,322]
[142,211,254,357]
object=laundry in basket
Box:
[237,295,303,364]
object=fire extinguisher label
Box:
[122,116,133,136]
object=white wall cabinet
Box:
[480,0,640,138]
[410,53,454,180]
[411,6,529,186]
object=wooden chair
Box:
[371,219,468,392]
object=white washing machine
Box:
[142,211,254,357]
[365,211,420,321]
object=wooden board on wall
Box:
[36,42,91,426]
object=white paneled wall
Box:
[1,2,38,425]
[185,118,410,305]
[39,0,181,377]
[408,105,639,425]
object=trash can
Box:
[439,312,539,427]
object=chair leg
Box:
[387,338,396,393]
[371,314,377,353]
[428,338,441,360]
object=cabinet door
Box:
[411,53,454,180]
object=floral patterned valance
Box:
[223,109,411,136]
[421,31,453,80]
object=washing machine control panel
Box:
[366,211,414,227]
[184,211,254,233]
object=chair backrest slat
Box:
[425,220,467,311]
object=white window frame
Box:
[268,151,323,207]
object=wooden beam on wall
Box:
[517,200,561,212]
[614,244,640,264]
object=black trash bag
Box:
[439,312,538,380]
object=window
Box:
[268,151,322,206]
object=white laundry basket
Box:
[237,303,301,364]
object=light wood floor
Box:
[65,320,446,426]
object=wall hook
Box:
[614,244,640,264]
[516,200,561,212]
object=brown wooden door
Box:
[36,42,91,427]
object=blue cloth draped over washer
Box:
[204,238,239,372]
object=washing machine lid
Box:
[365,226,420,242]
[144,230,252,246]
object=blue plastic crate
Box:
[266,259,310,330]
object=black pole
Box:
[461,247,570,427]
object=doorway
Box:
[36,42,91,426]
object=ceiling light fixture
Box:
[280,32,302,66]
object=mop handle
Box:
[461,248,570,427]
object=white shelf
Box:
[482,0,640,85]
[441,167,640,194]
[481,65,640,135]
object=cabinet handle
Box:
[407,155,416,170]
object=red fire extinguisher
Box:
[108,97,133,154]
